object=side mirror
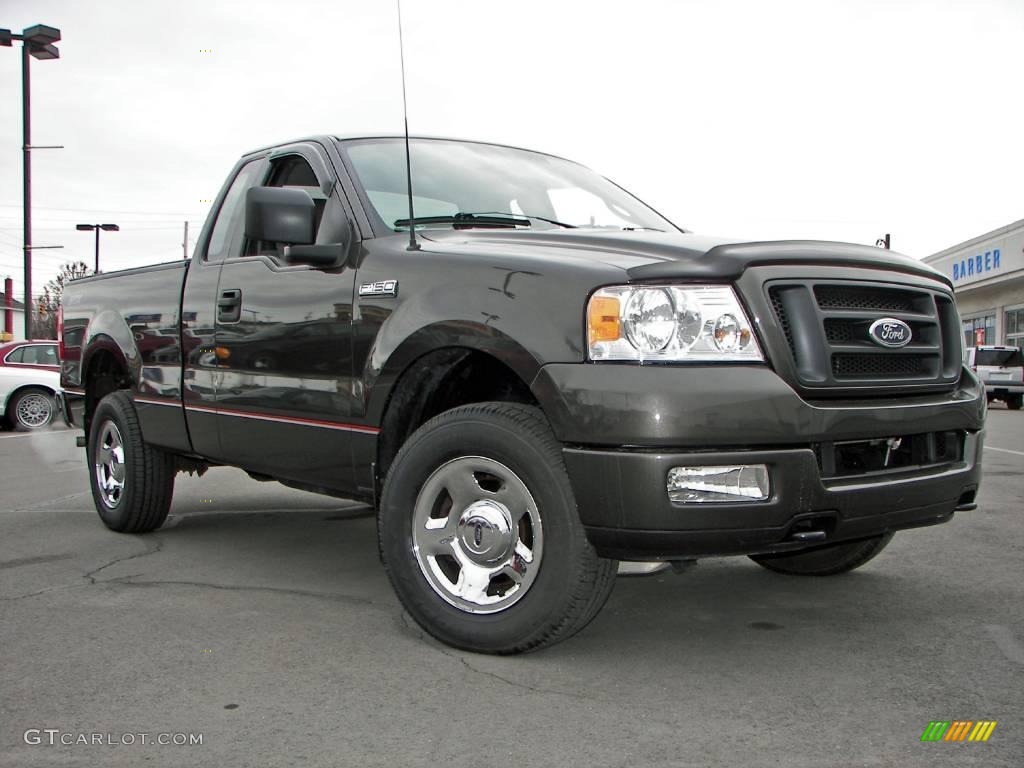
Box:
[245,186,316,245]
[283,217,354,269]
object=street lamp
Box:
[1,23,62,339]
[76,224,120,273]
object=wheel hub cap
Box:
[94,420,126,509]
[17,393,50,428]
[411,456,543,614]
[457,500,514,564]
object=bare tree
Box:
[36,261,91,339]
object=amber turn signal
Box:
[588,296,621,343]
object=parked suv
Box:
[966,345,1024,409]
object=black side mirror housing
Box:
[283,243,344,267]
[245,186,316,245]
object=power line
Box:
[0,203,209,216]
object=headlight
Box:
[587,285,763,362]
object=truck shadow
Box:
[155,505,971,664]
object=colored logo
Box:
[868,317,912,348]
[920,720,997,742]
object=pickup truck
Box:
[59,135,986,654]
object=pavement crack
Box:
[0,584,83,602]
[84,538,164,584]
[396,611,592,702]
[104,577,381,608]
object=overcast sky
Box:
[1,0,1022,298]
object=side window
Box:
[23,345,56,364]
[6,346,24,363]
[206,160,265,263]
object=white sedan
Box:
[0,340,60,430]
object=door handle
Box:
[217,289,242,323]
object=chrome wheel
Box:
[412,456,543,614]
[15,392,52,429]
[94,420,127,509]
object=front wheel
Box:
[87,390,176,533]
[10,387,54,431]
[379,402,617,654]
[749,533,894,576]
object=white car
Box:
[966,345,1024,410]
[0,340,60,430]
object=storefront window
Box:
[1006,308,1024,352]
[964,314,995,348]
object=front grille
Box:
[766,279,961,392]
[831,353,931,378]
[815,430,965,480]
[814,285,919,313]
[770,290,795,353]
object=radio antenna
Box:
[397,0,419,251]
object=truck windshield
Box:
[339,138,678,234]
[976,348,1024,367]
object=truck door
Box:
[213,143,359,492]
[182,156,268,461]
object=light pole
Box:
[76,224,119,273]
[1,24,61,339]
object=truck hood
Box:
[419,228,949,286]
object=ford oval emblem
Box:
[868,318,912,348]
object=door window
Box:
[206,159,265,263]
[245,155,328,258]
[5,344,57,365]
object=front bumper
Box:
[532,363,986,560]
[566,436,981,559]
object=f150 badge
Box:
[868,317,912,348]
[359,279,399,298]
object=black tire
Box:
[1008,394,1023,411]
[9,387,54,431]
[379,402,617,654]
[87,390,175,533]
[749,532,894,576]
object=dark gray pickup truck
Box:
[59,135,985,653]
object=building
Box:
[923,218,1024,352]
[1,285,26,342]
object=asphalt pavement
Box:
[0,412,1021,767]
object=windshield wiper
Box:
[472,212,576,229]
[394,212,531,229]
[394,212,577,229]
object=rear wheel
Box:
[379,402,617,654]
[10,387,54,431]
[749,533,894,576]
[87,390,175,533]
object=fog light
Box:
[667,465,770,503]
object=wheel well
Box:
[5,384,56,411]
[84,350,132,435]
[376,348,539,492]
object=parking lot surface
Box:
[1,413,1022,767]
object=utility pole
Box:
[183,221,189,259]
[22,43,31,337]
[875,233,891,250]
